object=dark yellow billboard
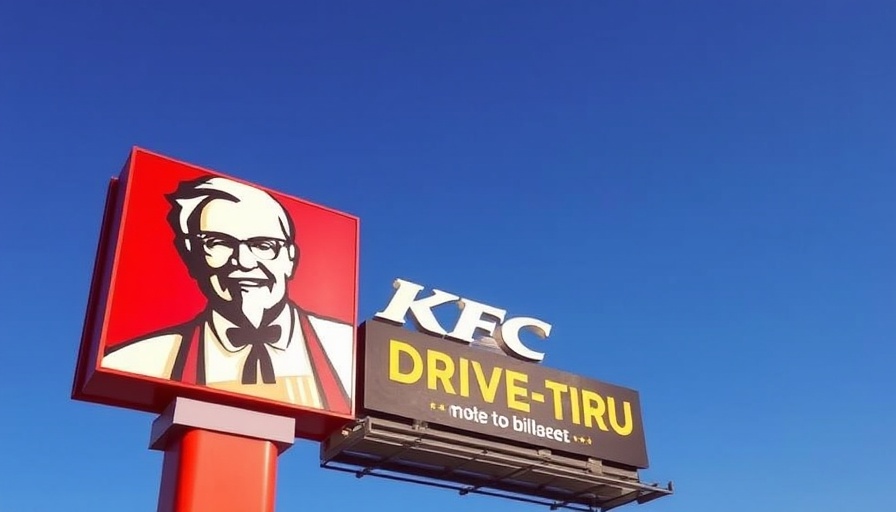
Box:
[360,319,649,469]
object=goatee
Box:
[238,287,271,328]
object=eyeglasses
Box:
[192,232,289,262]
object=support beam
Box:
[151,397,296,512]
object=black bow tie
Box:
[227,325,281,384]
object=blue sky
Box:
[1,1,894,511]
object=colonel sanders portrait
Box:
[101,176,353,412]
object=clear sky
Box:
[1,1,894,511]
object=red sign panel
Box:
[72,148,359,440]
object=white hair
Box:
[166,177,294,253]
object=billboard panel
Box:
[361,320,648,468]
[72,147,358,440]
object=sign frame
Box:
[71,147,360,441]
[358,319,649,469]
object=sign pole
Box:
[150,398,296,512]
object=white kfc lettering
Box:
[374,278,551,363]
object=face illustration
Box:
[189,192,296,328]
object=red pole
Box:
[150,398,295,512]
[157,429,279,512]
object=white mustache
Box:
[224,270,271,288]
[227,270,268,279]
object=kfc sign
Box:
[72,148,359,440]
[375,279,552,363]
[360,320,648,467]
